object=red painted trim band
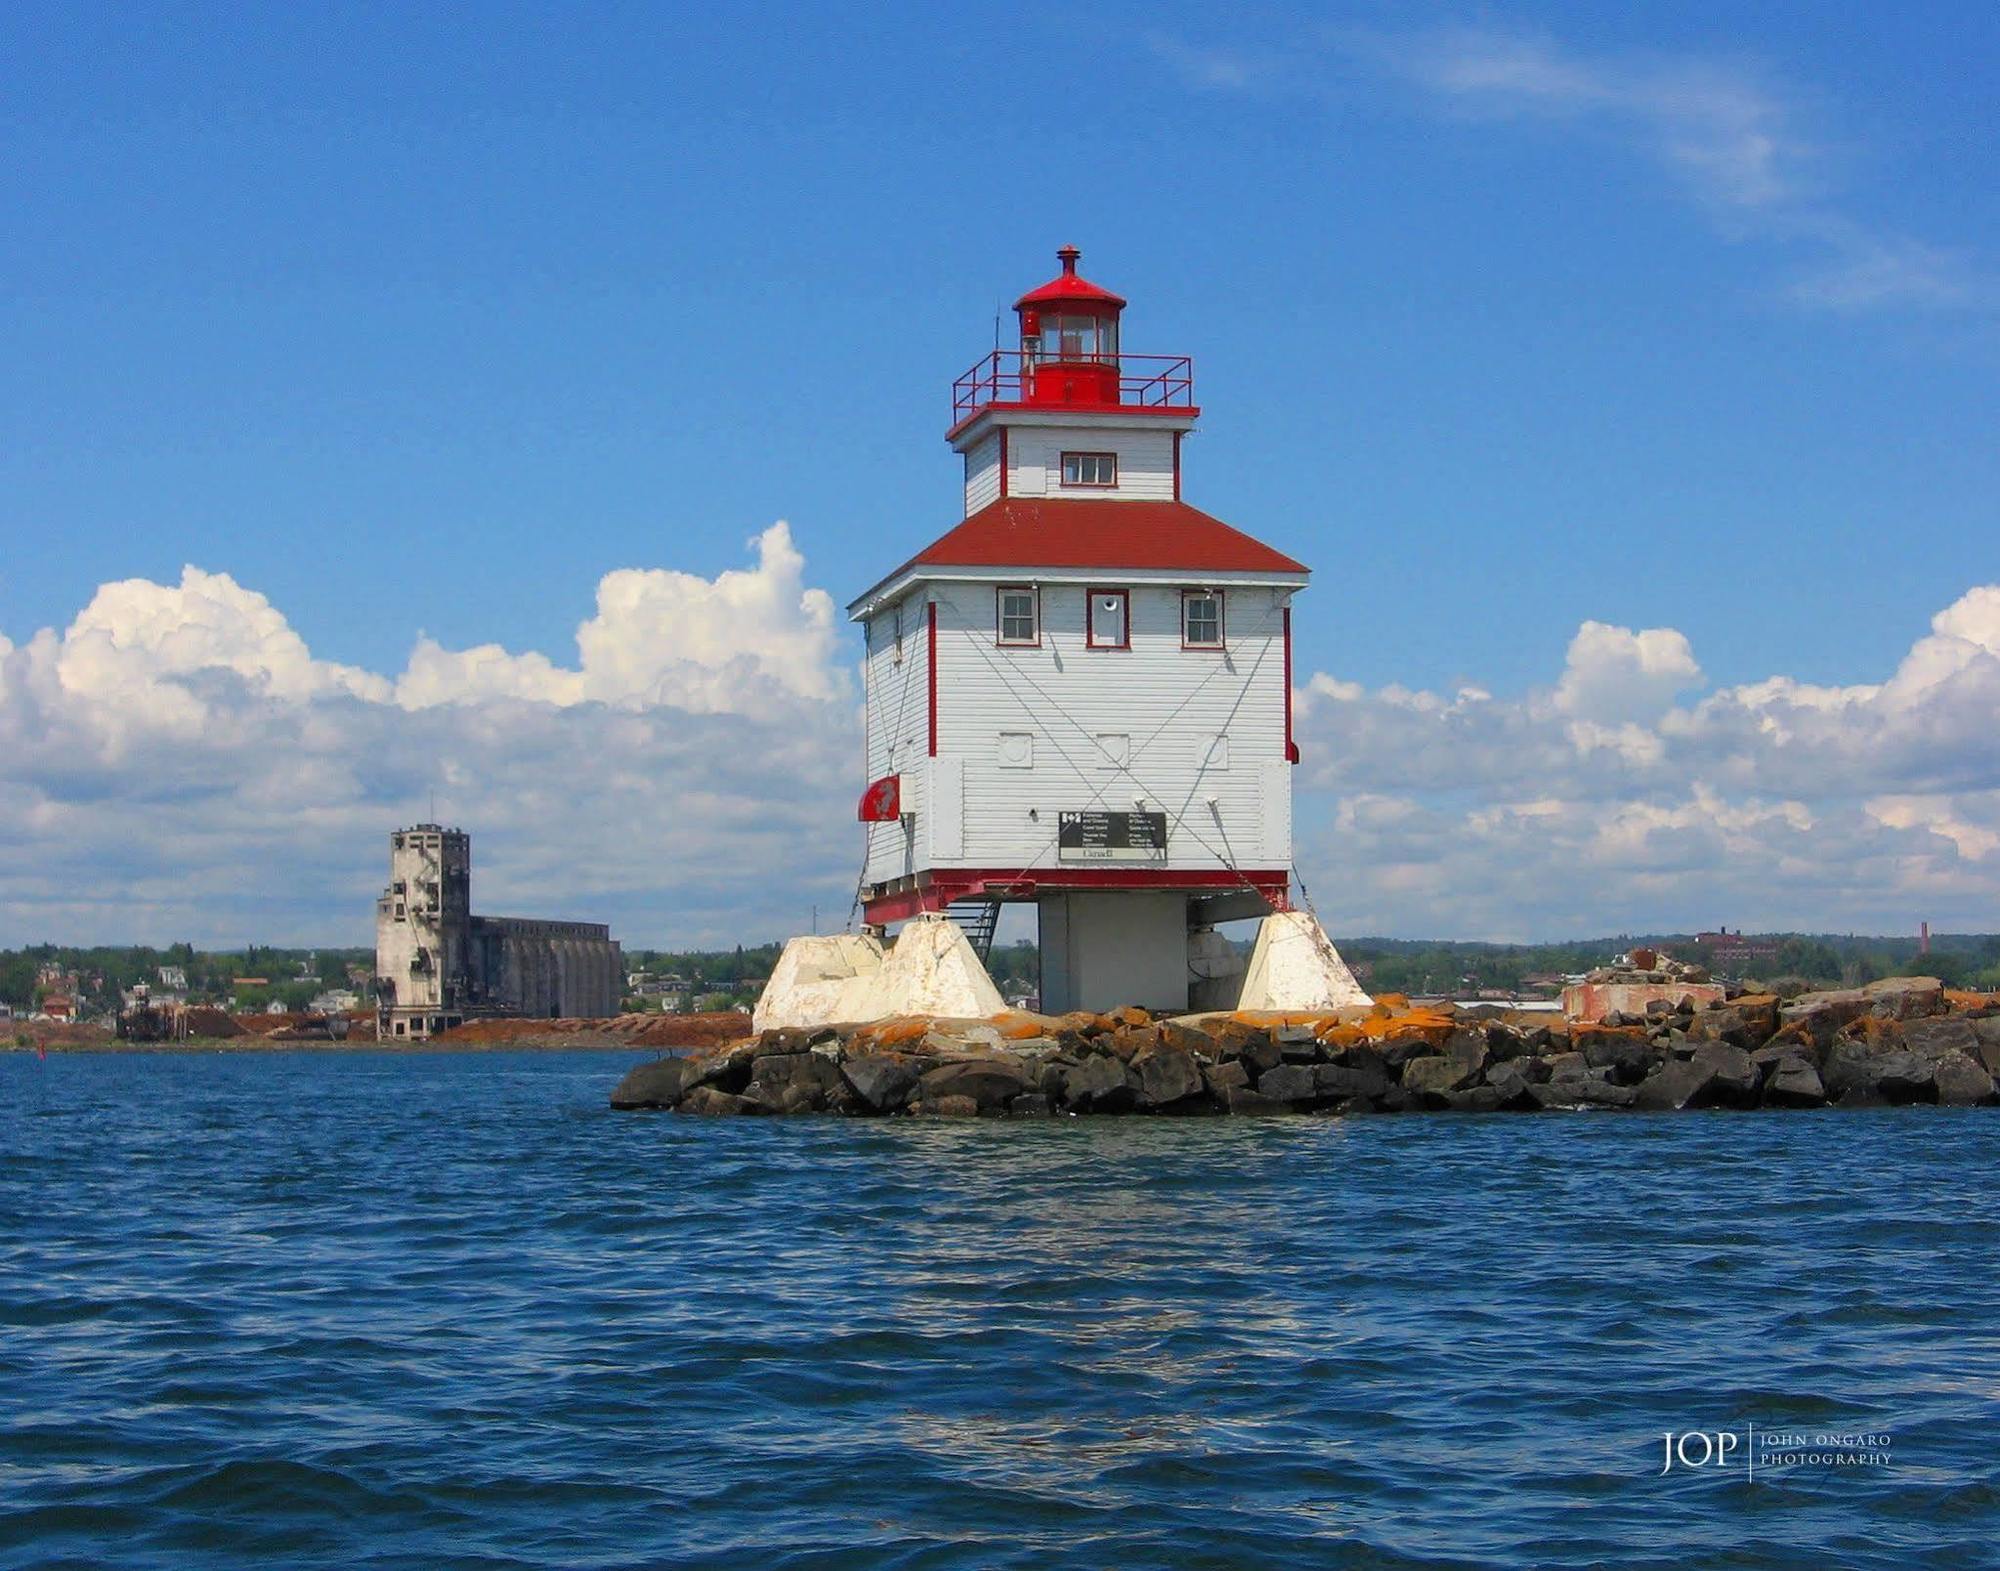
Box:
[927,602,938,757]
[1283,606,1300,764]
[862,867,1288,925]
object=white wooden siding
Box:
[962,430,1001,517]
[861,594,932,887]
[1005,426,1175,503]
[923,582,1292,874]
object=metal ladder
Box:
[945,898,1003,962]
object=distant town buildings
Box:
[374,824,621,1040]
[1688,929,1782,969]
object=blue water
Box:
[2,1051,1996,1569]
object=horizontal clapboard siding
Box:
[962,430,1002,517]
[924,582,1290,873]
[860,594,930,887]
[1006,426,1174,502]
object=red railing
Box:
[951,350,1196,424]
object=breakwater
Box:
[611,975,2000,1116]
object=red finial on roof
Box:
[1015,247,1127,310]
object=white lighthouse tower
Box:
[841,246,1351,1016]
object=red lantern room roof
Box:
[1014,244,1126,311]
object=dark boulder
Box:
[910,1094,980,1117]
[744,1051,846,1113]
[1582,1034,1658,1086]
[609,1056,691,1109]
[1402,1054,1478,1103]
[1203,1058,1250,1095]
[1379,1033,1441,1070]
[1060,1054,1136,1113]
[1873,1051,1935,1104]
[1932,1052,1996,1107]
[1762,1057,1826,1108]
[1543,1051,1588,1082]
[1821,1040,1880,1102]
[1864,976,1946,1020]
[1690,1042,1760,1108]
[842,1053,920,1113]
[677,1086,763,1115]
[1256,1063,1321,1105]
[1687,1008,1750,1047]
[1008,1093,1055,1118]
[1780,989,1871,1046]
[1444,1085,1505,1113]
[1158,1020,1219,1059]
[1973,1018,2000,1077]
[1633,1058,1717,1112]
[1901,1016,1979,1060]
[1225,1086,1292,1115]
[1443,1028,1491,1076]
[1133,1046,1205,1108]
[919,1056,1035,1113]
[1484,1061,1540,1110]
[1317,1061,1391,1101]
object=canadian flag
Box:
[856,774,902,822]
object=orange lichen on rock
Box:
[851,1017,932,1050]
[994,1012,1054,1040]
[1354,1008,1458,1045]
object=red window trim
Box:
[997,428,1009,500]
[1059,450,1118,489]
[995,583,1041,648]
[1180,587,1226,651]
[1085,586,1131,650]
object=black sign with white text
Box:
[1057,810,1168,862]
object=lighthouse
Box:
[838,247,1347,1016]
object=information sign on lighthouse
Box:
[847,247,1317,1014]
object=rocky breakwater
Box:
[608,977,2000,1118]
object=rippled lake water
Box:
[2,1049,1996,1568]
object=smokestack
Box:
[1921,921,1930,955]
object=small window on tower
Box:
[1062,451,1117,487]
[1182,590,1224,648]
[1087,589,1129,649]
[997,585,1039,646]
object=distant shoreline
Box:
[7,1036,673,1055]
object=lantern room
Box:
[1017,244,1125,406]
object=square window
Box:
[1061,451,1117,487]
[1087,589,1129,649]
[1182,590,1224,648]
[1095,733,1130,768]
[1203,735,1230,771]
[997,732,1034,769]
[997,586,1039,646]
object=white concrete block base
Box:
[752,914,1005,1032]
[1235,911,1374,1012]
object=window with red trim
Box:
[996,585,1039,646]
[1086,589,1129,649]
[1061,451,1117,488]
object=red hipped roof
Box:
[900,498,1308,578]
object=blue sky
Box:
[1,2,1996,946]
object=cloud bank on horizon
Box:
[2,530,1995,947]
